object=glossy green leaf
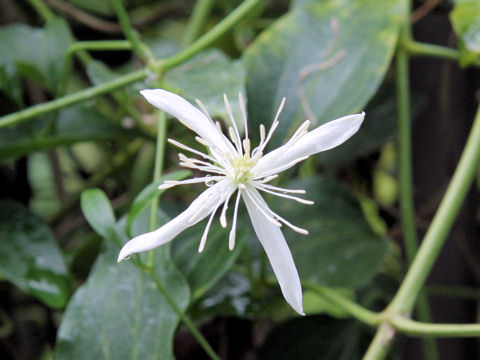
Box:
[258,316,365,360]
[0,106,134,160]
[0,200,70,308]
[0,17,72,99]
[55,241,189,360]
[81,188,117,241]
[243,0,403,151]
[172,221,247,300]
[55,208,190,360]
[125,170,191,235]
[274,177,388,288]
[165,49,246,129]
[450,0,480,66]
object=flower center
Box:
[230,155,256,184]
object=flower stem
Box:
[182,0,214,45]
[146,268,220,360]
[395,20,438,360]
[404,40,480,67]
[28,0,55,22]
[391,316,480,337]
[303,281,380,326]
[110,0,155,63]
[148,111,167,267]
[0,0,262,129]
[390,103,480,313]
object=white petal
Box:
[140,89,234,155]
[242,187,304,315]
[118,179,236,262]
[254,113,365,175]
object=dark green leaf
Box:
[172,222,247,300]
[450,0,480,66]
[274,177,388,288]
[0,200,70,308]
[55,241,190,360]
[243,0,403,154]
[81,189,117,241]
[125,170,191,235]
[0,18,72,98]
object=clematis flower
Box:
[118,89,364,315]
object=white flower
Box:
[118,89,364,315]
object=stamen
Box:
[168,138,217,163]
[228,127,242,153]
[198,200,223,252]
[257,183,307,194]
[229,190,242,250]
[220,191,235,228]
[159,176,223,190]
[244,188,281,227]
[248,188,308,235]
[224,94,243,155]
[195,136,210,147]
[196,99,216,126]
[255,183,314,204]
[242,138,251,156]
[238,92,248,141]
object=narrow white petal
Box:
[242,188,304,315]
[140,89,235,155]
[118,179,236,262]
[254,113,365,175]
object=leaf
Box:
[81,189,117,241]
[450,0,480,66]
[55,241,190,360]
[243,0,403,152]
[0,17,72,98]
[165,49,246,129]
[0,106,134,161]
[125,170,191,235]
[172,221,247,300]
[274,177,388,288]
[0,200,70,308]
[55,212,190,360]
[257,316,366,360]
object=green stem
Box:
[428,285,480,300]
[0,0,261,129]
[303,282,380,326]
[392,317,480,337]
[390,104,480,313]
[148,111,167,267]
[146,269,220,360]
[363,323,396,360]
[110,0,155,63]
[404,40,480,67]
[28,0,55,22]
[59,40,133,98]
[182,0,215,45]
[395,11,438,360]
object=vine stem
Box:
[146,268,220,360]
[404,40,480,67]
[110,0,155,63]
[182,0,214,45]
[0,0,262,130]
[395,11,438,358]
[365,101,480,360]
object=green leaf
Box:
[165,49,246,129]
[0,17,72,98]
[257,316,366,360]
[243,0,403,152]
[0,200,70,308]
[0,106,134,161]
[81,188,117,241]
[274,177,388,288]
[125,170,191,236]
[55,241,190,360]
[450,0,480,66]
[172,221,247,300]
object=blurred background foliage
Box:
[0,0,479,359]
